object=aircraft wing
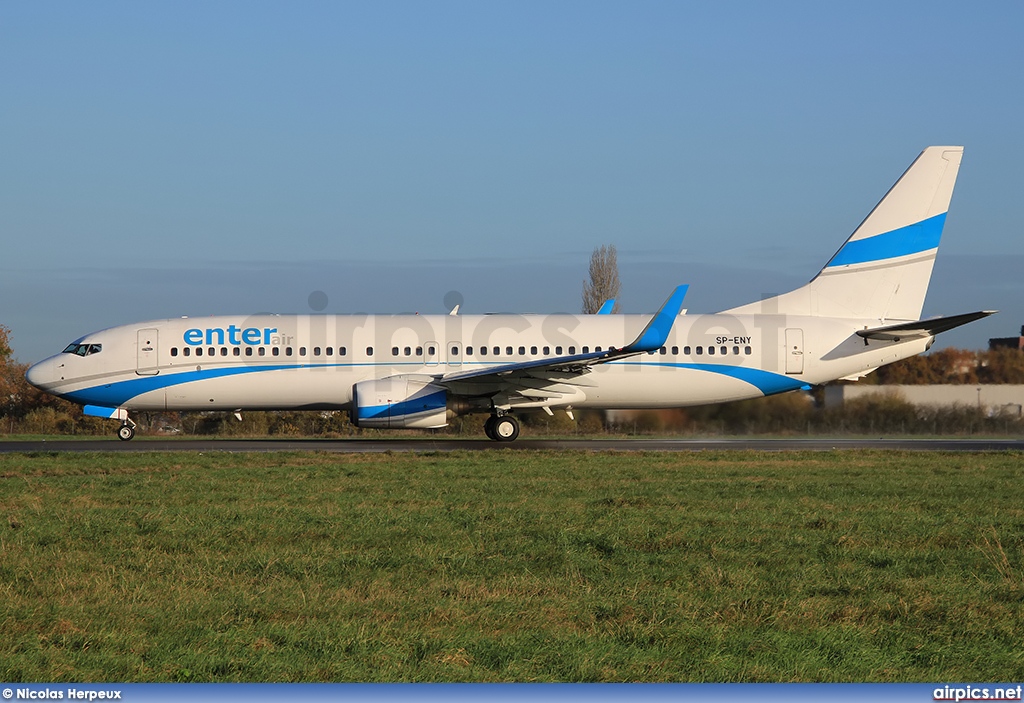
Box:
[856,310,997,342]
[436,286,688,399]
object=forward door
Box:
[137,328,159,376]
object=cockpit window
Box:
[62,343,102,357]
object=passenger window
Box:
[272,347,280,356]
[415,346,422,356]
[596,346,602,352]
[544,346,551,355]
[466,346,473,355]
[221,347,228,356]
[207,347,215,357]
[582,346,589,353]
[733,346,739,355]
[659,347,667,355]
[233,347,241,357]
[299,347,306,356]
[340,347,347,356]
[708,346,715,355]
[196,348,203,357]
[518,346,525,356]
[428,346,435,355]
[531,346,538,355]
[721,346,727,355]
[258,347,266,356]
[391,347,399,356]
[245,348,253,357]
[183,348,191,357]
[684,346,691,355]
[696,346,703,355]
[404,347,411,356]
[479,347,487,356]
[452,346,460,356]
[567,346,574,354]
[672,346,679,355]
[366,347,374,356]
[171,348,178,357]
[493,346,500,355]
[505,346,513,356]
[745,346,752,355]
[326,347,333,356]
[286,347,293,356]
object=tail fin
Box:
[725,146,963,321]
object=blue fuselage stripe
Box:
[63,364,334,407]
[618,361,807,396]
[62,359,807,409]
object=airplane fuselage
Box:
[26,311,927,414]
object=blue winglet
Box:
[622,285,688,353]
[597,299,616,315]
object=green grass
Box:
[1,450,1023,681]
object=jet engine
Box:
[351,376,448,429]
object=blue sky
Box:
[2,1,1023,362]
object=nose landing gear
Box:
[117,418,137,441]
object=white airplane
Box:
[26,146,994,441]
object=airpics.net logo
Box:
[934,685,1024,701]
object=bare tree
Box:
[582,245,621,314]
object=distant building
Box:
[990,326,1024,351]
[824,384,1024,416]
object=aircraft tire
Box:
[484,415,497,441]
[492,415,520,442]
[117,424,135,441]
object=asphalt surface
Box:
[2,437,1023,453]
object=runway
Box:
[2,437,1023,453]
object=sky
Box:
[2,1,1023,363]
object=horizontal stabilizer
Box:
[856,310,996,342]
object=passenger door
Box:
[785,328,804,375]
[137,328,160,376]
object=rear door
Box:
[785,328,804,375]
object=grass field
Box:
[1,449,1023,682]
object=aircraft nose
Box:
[25,357,58,390]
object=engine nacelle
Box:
[351,376,449,429]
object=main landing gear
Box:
[117,418,137,441]
[484,414,520,442]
